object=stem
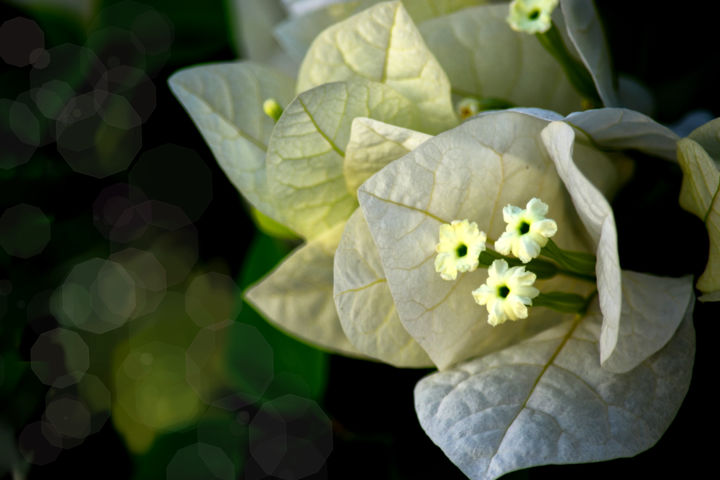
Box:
[540,238,597,280]
[536,24,602,107]
[475,97,516,111]
[534,289,598,315]
[554,267,597,283]
[479,246,596,283]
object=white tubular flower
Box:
[507,0,559,34]
[495,197,558,263]
[472,259,539,326]
[434,219,487,281]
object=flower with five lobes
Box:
[507,0,559,34]
[434,219,486,280]
[495,197,558,263]
[472,259,539,326]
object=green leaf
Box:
[419,4,583,115]
[168,61,295,219]
[334,209,433,367]
[356,111,598,369]
[344,117,431,195]
[414,304,695,480]
[245,222,363,356]
[296,1,457,134]
[265,79,418,239]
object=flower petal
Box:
[559,0,618,106]
[602,271,694,373]
[419,4,583,114]
[540,120,621,365]
[334,209,433,367]
[678,135,720,299]
[168,61,294,220]
[296,1,457,133]
[265,79,418,239]
[414,304,695,480]
[358,111,594,368]
[245,221,362,356]
[344,117,431,196]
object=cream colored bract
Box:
[349,108,693,478]
[678,117,720,301]
[171,1,695,478]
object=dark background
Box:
[1,1,718,478]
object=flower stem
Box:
[540,238,596,280]
[536,23,601,107]
[535,289,597,315]
[479,246,596,283]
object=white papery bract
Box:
[507,0,559,34]
[473,259,539,326]
[495,197,558,263]
[435,219,487,280]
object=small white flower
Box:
[472,259,539,326]
[495,197,557,263]
[435,219,487,281]
[507,0,559,34]
[457,98,480,120]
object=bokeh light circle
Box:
[185,272,238,327]
[100,65,156,122]
[0,17,45,67]
[249,395,333,479]
[166,443,235,480]
[86,26,146,71]
[115,340,203,431]
[93,183,150,242]
[56,91,141,178]
[44,395,92,440]
[18,421,62,465]
[77,374,112,434]
[30,79,75,120]
[0,204,50,258]
[0,99,38,169]
[53,257,136,333]
[109,247,167,318]
[30,328,89,388]
[129,144,213,222]
[29,43,107,95]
